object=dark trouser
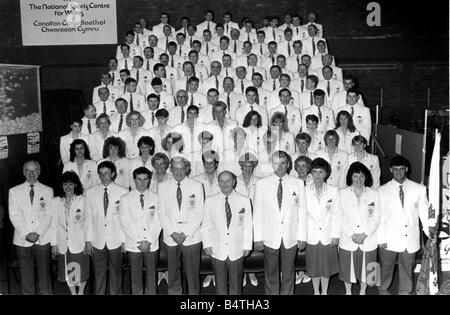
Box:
[16,243,52,295]
[166,242,201,295]
[264,241,298,295]
[128,250,158,295]
[378,248,416,295]
[213,257,244,295]
[92,246,123,295]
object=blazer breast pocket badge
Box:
[189,194,196,208]
[367,202,375,217]
[114,200,120,214]
[238,208,245,226]
[149,205,156,218]
[326,199,333,211]
[336,161,342,171]
[292,191,300,206]
[39,197,47,211]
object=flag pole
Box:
[421,109,428,185]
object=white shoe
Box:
[248,273,258,286]
[295,271,303,285]
[202,275,214,288]
[302,274,311,283]
[243,274,247,287]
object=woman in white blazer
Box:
[269,112,296,156]
[88,113,117,162]
[99,136,131,189]
[334,110,359,154]
[315,130,349,189]
[338,162,381,295]
[348,135,381,189]
[50,171,90,295]
[118,111,150,159]
[129,136,156,189]
[63,139,100,191]
[59,117,89,164]
[303,157,342,295]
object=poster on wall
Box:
[0,64,42,136]
[20,0,117,46]
[27,132,40,154]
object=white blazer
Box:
[201,191,253,261]
[335,104,372,142]
[303,183,341,245]
[9,182,54,247]
[59,132,89,164]
[157,177,205,247]
[378,179,435,253]
[315,149,349,188]
[84,183,129,250]
[348,152,381,189]
[63,160,100,191]
[51,195,87,254]
[253,174,306,249]
[98,157,131,189]
[339,187,381,252]
[119,189,162,252]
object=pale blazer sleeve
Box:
[331,189,342,239]
[119,195,141,246]
[35,188,54,238]
[418,184,434,236]
[184,183,205,237]
[366,191,381,238]
[243,198,253,251]
[200,197,213,249]
[157,185,177,236]
[8,188,30,239]
[252,181,263,242]
[297,183,308,242]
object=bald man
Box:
[9,160,54,295]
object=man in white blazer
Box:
[377,155,437,295]
[202,171,253,294]
[157,156,205,294]
[253,151,306,295]
[120,167,162,295]
[84,161,129,295]
[9,160,54,295]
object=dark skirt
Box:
[338,248,377,284]
[306,242,339,278]
[58,251,90,283]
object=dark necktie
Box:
[287,42,291,56]
[225,196,232,229]
[130,93,134,111]
[103,102,106,114]
[301,79,304,93]
[312,38,316,56]
[171,56,174,68]
[125,59,128,70]
[226,24,229,34]
[233,40,237,53]
[165,37,169,51]
[87,119,92,134]
[226,69,229,77]
[118,114,124,132]
[136,69,139,83]
[272,28,276,41]
[207,22,210,30]
[179,46,182,56]
[241,80,245,94]
[111,72,115,83]
[190,36,193,47]
[310,92,313,106]
[277,178,283,210]
[297,55,300,66]
[350,106,354,117]
[151,112,155,126]
[146,59,150,70]
[327,81,330,96]
[247,33,250,42]
[206,42,209,55]
[271,55,275,65]
[140,193,144,209]
[190,94,194,105]
[260,44,263,55]
[185,78,189,91]
[399,185,404,208]
[296,27,299,35]
[136,34,140,46]
[103,187,109,216]
[29,184,35,205]
[181,108,185,123]
[273,80,276,91]
[318,107,322,121]
[226,93,231,112]
[215,76,219,90]
[177,182,182,210]
[284,106,288,117]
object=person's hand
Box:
[178,232,187,244]
[331,238,339,247]
[254,241,264,252]
[378,243,387,250]
[243,250,251,257]
[51,245,59,259]
[171,232,185,245]
[352,233,367,245]
[25,232,40,243]
[297,241,307,251]
[429,227,437,238]
[137,241,151,253]
[204,247,213,256]
[83,241,93,255]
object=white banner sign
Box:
[20,0,117,46]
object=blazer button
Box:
[357,225,360,228]
[405,234,408,237]
[405,225,408,228]
[31,221,34,224]
[104,224,107,227]
[319,228,322,230]
[144,229,146,231]
[227,232,229,235]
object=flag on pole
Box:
[416,129,441,295]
